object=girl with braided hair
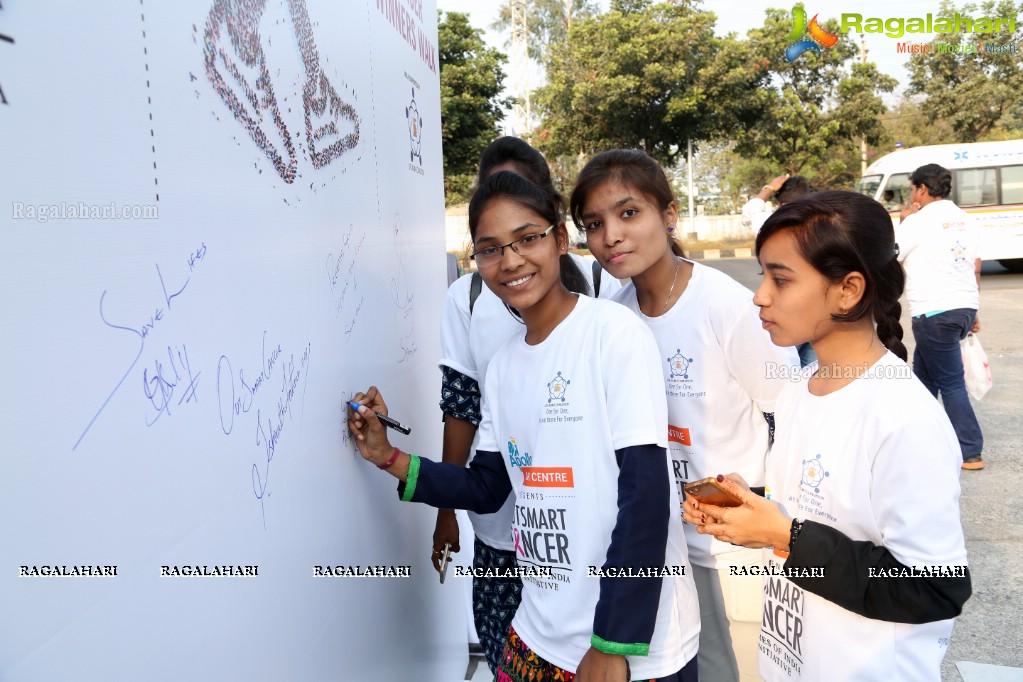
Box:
[682,191,971,681]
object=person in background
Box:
[435,137,620,675]
[881,189,901,212]
[684,190,971,681]
[571,149,799,682]
[740,174,810,235]
[353,170,700,681]
[897,163,984,470]
[740,174,815,367]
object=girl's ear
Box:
[836,271,866,312]
[556,222,570,252]
[663,200,679,232]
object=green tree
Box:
[880,98,958,149]
[733,5,897,189]
[439,11,512,204]
[906,0,1023,141]
[533,0,769,166]
[491,0,600,63]
[679,141,768,215]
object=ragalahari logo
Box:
[785,7,840,62]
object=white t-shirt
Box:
[439,254,621,550]
[896,199,980,317]
[759,353,968,681]
[740,197,773,234]
[477,295,699,677]
[613,261,799,568]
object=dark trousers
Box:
[473,537,522,676]
[911,309,983,459]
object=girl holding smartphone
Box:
[683,191,971,681]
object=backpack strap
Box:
[591,259,602,298]
[469,271,483,316]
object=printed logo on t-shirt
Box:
[800,454,829,493]
[951,240,968,265]
[513,504,574,589]
[547,371,570,402]
[668,424,692,446]
[667,349,693,379]
[760,561,804,677]
[521,466,574,488]
[798,454,836,523]
[671,456,691,517]
[540,371,585,424]
[507,437,533,468]
[666,349,706,399]
[668,425,693,513]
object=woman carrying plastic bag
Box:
[962,332,993,401]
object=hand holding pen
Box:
[348,401,411,435]
[348,387,412,479]
[347,387,392,459]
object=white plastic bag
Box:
[961,333,993,401]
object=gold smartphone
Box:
[684,477,743,508]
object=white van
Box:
[857,140,1023,271]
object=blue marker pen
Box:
[348,401,412,435]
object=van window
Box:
[956,168,997,206]
[1001,165,1023,204]
[856,175,882,197]
[880,173,910,211]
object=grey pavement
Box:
[937,263,1023,678]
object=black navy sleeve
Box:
[763,412,775,447]
[396,450,511,515]
[785,520,971,624]
[439,365,482,426]
[591,443,670,657]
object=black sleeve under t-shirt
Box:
[785,520,971,624]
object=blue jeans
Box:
[911,309,983,459]
[796,342,817,368]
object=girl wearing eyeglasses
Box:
[433,137,620,677]
[350,171,699,682]
[571,150,800,682]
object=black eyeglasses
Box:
[470,225,556,266]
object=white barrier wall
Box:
[0,1,466,679]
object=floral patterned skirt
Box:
[495,625,695,682]
[496,626,577,682]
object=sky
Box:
[434,0,1008,102]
